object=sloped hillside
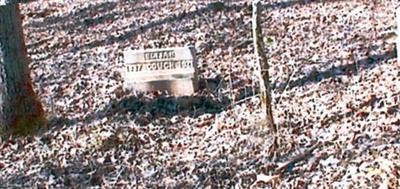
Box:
[0,0,399,188]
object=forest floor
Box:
[1,0,400,188]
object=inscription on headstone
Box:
[123,47,198,95]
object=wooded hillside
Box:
[1,0,399,188]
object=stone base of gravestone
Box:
[124,78,198,96]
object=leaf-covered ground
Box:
[1,0,399,188]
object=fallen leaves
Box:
[0,0,399,188]
[251,174,281,188]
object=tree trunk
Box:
[0,4,45,136]
[252,0,276,131]
[252,0,278,155]
[397,6,400,64]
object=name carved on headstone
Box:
[123,47,198,95]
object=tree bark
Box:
[252,0,279,156]
[0,0,35,6]
[397,6,400,64]
[252,0,276,132]
[0,4,45,136]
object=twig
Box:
[228,46,235,104]
[227,94,260,109]
[112,166,126,187]
[232,39,252,50]
[351,53,359,110]
[276,62,298,105]
[275,142,321,174]
[369,143,400,150]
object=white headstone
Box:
[123,47,198,95]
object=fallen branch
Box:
[275,142,321,174]
[233,39,252,50]
[230,94,260,107]
[249,142,321,188]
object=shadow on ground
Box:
[46,76,238,129]
[273,50,396,91]
[27,0,347,60]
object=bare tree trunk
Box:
[0,4,45,136]
[252,0,276,130]
[397,6,400,64]
[252,0,278,154]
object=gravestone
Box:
[123,47,198,95]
